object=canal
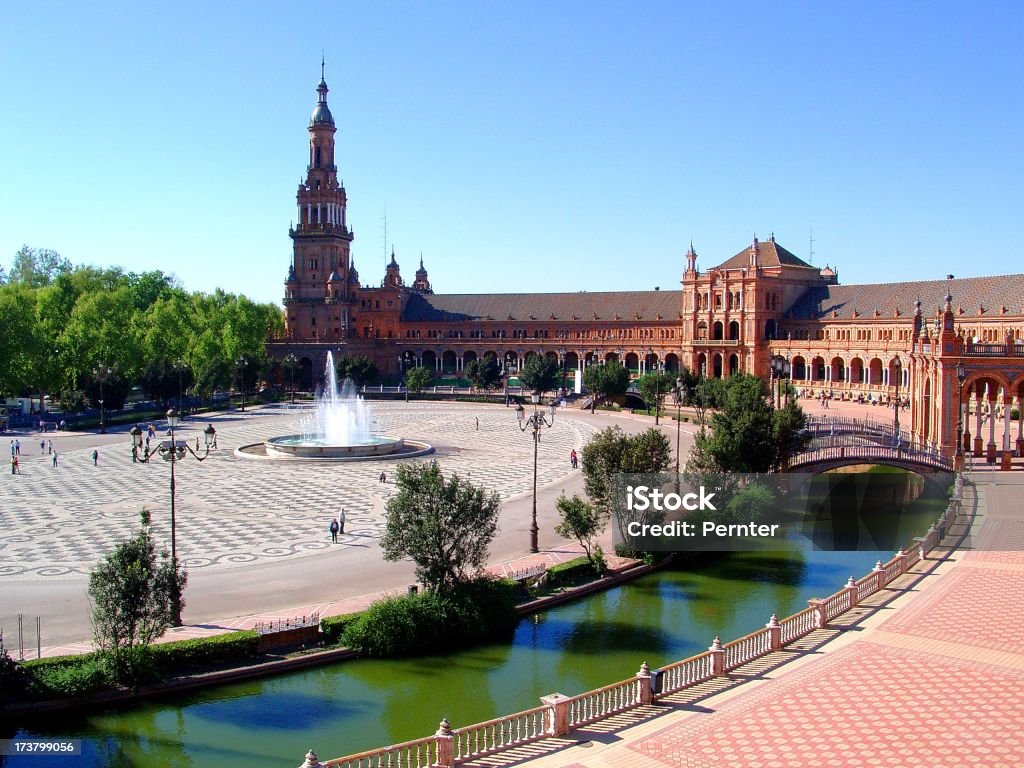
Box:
[6,468,949,768]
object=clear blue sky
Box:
[2,1,1022,306]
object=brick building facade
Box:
[267,73,1024,466]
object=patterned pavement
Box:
[0,402,598,579]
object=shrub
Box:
[146,631,259,674]
[547,556,601,588]
[342,579,518,658]
[320,613,365,646]
[24,657,111,699]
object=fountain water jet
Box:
[259,352,429,460]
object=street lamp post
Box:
[93,364,113,434]
[283,353,298,404]
[237,357,248,412]
[673,376,685,475]
[892,355,903,443]
[956,361,966,467]
[130,411,216,627]
[770,355,790,410]
[516,392,556,553]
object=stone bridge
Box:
[788,443,953,473]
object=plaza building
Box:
[267,72,1024,468]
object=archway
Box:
[565,351,579,370]
[728,320,740,340]
[463,350,478,366]
[605,352,619,364]
[421,350,437,371]
[664,353,679,373]
[868,358,883,386]
[850,357,864,384]
[792,356,807,381]
[729,353,739,376]
[713,353,723,378]
[299,357,314,390]
[831,356,845,384]
[441,350,457,373]
[712,321,724,340]
[695,353,707,377]
[812,356,826,381]
[625,352,640,372]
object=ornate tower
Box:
[412,254,432,293]
[284,64,354,341]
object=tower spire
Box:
[321,51,325,82]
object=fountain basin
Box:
[265,434,405,459]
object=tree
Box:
[335,354,379,387]
[380,462,501,593]
[405,366,433,396]
[464,356,501,391]
[88,510,186,682]
[8,245,71,288]
[636,370,676,415]
[583,361,630,409]
[686,374,810,473]
[581,426,673,518]
[517,355,561,394]
[140,358,194,405]
[555,494,605,573]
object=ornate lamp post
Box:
[673,375,685,475]
[770,354,790,410]
[516,392,556,553]
[283,353,298,404]
[956,361,966,466]
[93,364,113,434]
[237,357,249,412]
[892,354,903,441]
[130,411,216,626]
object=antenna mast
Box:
[809,228,815,266]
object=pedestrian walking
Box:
[195,436,200,451]
[11,456,18,474]
[47,440,52,454]
[92,449,99,466]
[40,439,45,453]
[378,471,387,483]
[338,508,346,534]
[15,439,20,455]
[475,417,479,430]
[9,440,14,457]
[52,452,58,467]
[570,449,578,469]
[329,518,339,543]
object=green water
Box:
[6,468,949,768]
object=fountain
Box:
[248,352,431,460]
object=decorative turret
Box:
[749,235,760,268]
[412,254,432,293]
[683,241,698,280]
[348,260,360,285]
[384,248,402,288]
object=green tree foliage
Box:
[581,426,673,518]
[8,245,72,288]
[0,246,284,409]
[583,361,630,405]
[334,354,379,387]
[83,367,132,410]
[687,374,811,472]
[555,494,605,572]
[464,356,501,390]
[380,462,501,593]
[636,370,676,413]
[87,510,186,682]
[405,365,433,395]
[517,354,561,394]
[140,359,195,404]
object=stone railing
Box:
[297,476,966,768]
[789,443,953,472]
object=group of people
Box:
[10,437,61,473]
[328,508,346,542]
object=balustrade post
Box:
[766,614,782,650]
[709,636,725,676]
[540,692,571,737]
[844,576,858,608]
[808,598,828,629]
[434,718,454,768]
[874,560,885,592]
[636,661,653,705]
[298,749,323,768]
[897,548,909,574]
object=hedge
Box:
[547,556,601,588]
[146,630,259,674]
[320,613,365,646]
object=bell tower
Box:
[285,62,354,341]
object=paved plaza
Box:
[1,400,684,648]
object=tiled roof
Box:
[786,275,1024,320]
[402,291,683,323]
[714,239,815,270]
